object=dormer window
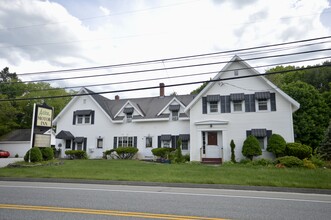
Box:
[169,105,180,121]
[123,107,134,122]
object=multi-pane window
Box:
[233,100,243,112]
[163,140,170,148]
[258,99,268,111]
[117,136,135,147]
[172,111,179,121]
[146,137,152,148]
[209,101,218,113]
[126,113,132,122]
[77,115,91,124]
[97,138,103,148]
[76,142,83,150]
[182,140,189,150]
[257,137,266,150]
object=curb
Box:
[1,177,330,195]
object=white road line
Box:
[0,184,330,204]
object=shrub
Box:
[183,154,190,162]
[276,156,303,167]
[251,158,274,166]
[239,158,252,164]
[310,155,325,167]
[65,150,87,159]
[230,139,236,163]
[24,147,43,163]
[151,148,175,159]
[174,138,185,163]
[115,147,138,159]
[267,134,286,157]
[303,158,316,169]
[40,147,54,161]
[286,143,312,159]
[103,149,116,159]
[15,154,19,158]
[242,135,262,160]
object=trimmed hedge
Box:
[24,147,43,163]
[267,134,286,157]
[115,147,138,159]
[40,147,54,161]
[276,156,303,167]
[65,150,87,159]
[242,135,262,160]
[286,143,312,159]
[151,148,176,159]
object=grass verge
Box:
[0,159,330,189]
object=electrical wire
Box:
[1,64,330,102]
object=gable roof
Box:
[53,87,196,124]
[184,55,300,112]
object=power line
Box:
[16,55,331,93]
[1,64,330,102]
[7,47,331,85]
[16,35,331,76]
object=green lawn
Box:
[1,160,330,189]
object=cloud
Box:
[0,0,92,66]
[99,6,110,16]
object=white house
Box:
[53,56,299,163]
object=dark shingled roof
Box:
[0,129,31,142]
[85,88,196,120]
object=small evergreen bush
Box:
[276,156,303,167]
[174,138,185,163]
[267,134,286,157]
[286,143,312,159]
[65,150,87,159]
[242,135,262,160]
[151,148,175,159]
[115,147,138,159]
[40,147,54,161]
[230,139,236,163]
[24,147,43,163]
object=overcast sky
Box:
[0,0,331,99]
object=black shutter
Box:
[245,94,255,112]
[246,130,252,137]
[202,97,207,114]
[91,111,95,124]
[270,93,276,111]
[73,111,76,125]
[158,136,161,148]
[83,138,87,151]
[220,96,225,113]
[134,136,137,148]
[72,142,76,150]
[266,130,272,144]
[113,137,117,149]
[250,94,256,112]
[225,95,231,113]
[172,136,178,149]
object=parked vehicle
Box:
[0,150,10,158]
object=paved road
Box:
[0,181,330,220]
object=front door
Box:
[204,131,222,158]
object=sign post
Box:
[29,103,54,162]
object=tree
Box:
[282,81,329,149]
[190,81,208,95]
[0,67,18,83]
[242,135,262,160]
[230,139,236,163]
[267,134,286,157]
[318,120,331,160]
[0,95,19,136]
[174,138,184,163]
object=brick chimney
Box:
[159,83,165,97]
[115,95,120,100]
